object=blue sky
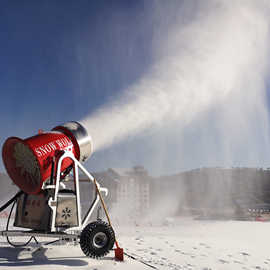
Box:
[1,1,270,176]
[0,1,158,172]
[0,0,153,124]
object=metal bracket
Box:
[48,151,108,232]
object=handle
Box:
[93,178,120,249]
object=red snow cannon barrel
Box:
[2,121,93,195]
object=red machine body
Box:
[2,121,93,195]
[0,122,118,260]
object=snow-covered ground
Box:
[0,217,270,270]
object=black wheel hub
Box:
[93,232,108,248]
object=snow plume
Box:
[82,0,270,170]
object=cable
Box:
[44,239,61,246]
[5,195,34,248]
[2,191,61,248]
[0,191,23,212]
[124,252,158,269]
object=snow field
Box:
[0,218,270,269]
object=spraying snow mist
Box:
[82,1,270,171]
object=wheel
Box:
[80,220,115,258]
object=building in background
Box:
[1,166,270,225]
[157,167,270,219]
[80,166,152,224]
[110,166,151,223]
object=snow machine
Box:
[0,121,116,258]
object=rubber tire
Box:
[80,220,115,258]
